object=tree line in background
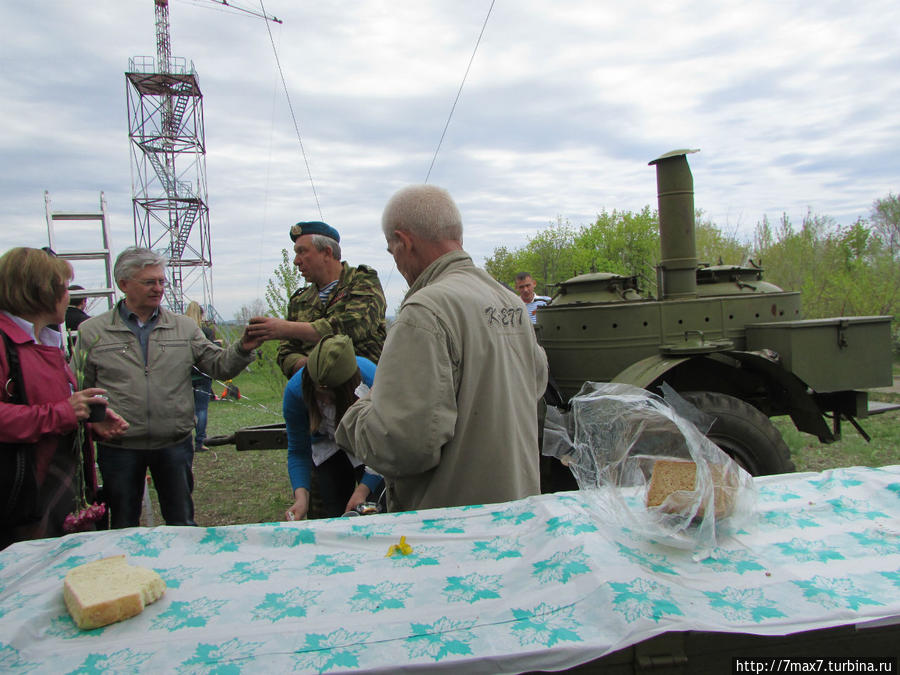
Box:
[485,193,900,348]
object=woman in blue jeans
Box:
[283,334,382,520]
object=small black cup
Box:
[87,400,108,423]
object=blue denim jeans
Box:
[193,376,213,450]
[97,438,196,528]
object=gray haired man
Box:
[77,247,265,528]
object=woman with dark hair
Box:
[283,334,381,520]
[0,247,128,549]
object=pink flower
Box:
[63,502,107,533]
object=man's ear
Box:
[116,279,128,293]
[394,230,414,251]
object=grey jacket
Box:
[336,250,548,512]
[77,304,254,449]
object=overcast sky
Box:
[1,0,897,319]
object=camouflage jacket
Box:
[277,262,387,377]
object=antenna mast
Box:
[125,0,281,315]
[155,0,172,75]
[125,0,211,314]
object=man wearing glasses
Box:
[76,247,265,528]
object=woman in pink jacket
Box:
[0,247,127,549]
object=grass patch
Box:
[775,406,900,473]
[777,378,900,473]
[193,342,290,526]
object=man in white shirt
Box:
[515,272,551,324]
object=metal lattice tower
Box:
[125,0,212,314]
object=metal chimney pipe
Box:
[649,149,699,299]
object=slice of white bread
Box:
[64,555,166,630]
[646,459,737,518]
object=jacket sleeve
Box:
[277,290,308,378]
[283,370,313,492]
[277,341,305,380]
[0,399,78,444]
[532,334,549,399]
[192,323,254,381]
[0,342,78,443]
[349,356,382,493]
[335,303,456,478]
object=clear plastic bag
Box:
[543,382,757,553]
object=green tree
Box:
[265,248,303,318]
[695,210,750,267]
[870,193,900,258]
[833,218,900,318]
[523,218,579,293]
[485,210,660,295]
[483,245,518,291]
[753,212,823,310]
[573,207,659,289]
[484,217,577,296]
[752,210,900,324]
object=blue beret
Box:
[290,221,340,243]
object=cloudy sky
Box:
[2,0,897,319]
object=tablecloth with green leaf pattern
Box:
[1,465,899,673]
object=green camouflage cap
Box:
[307,334,357,387]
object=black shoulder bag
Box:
[1,330,40,529]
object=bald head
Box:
[382,185,465,286]
[382,185,463,244]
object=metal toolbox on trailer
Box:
[745,316,893,392]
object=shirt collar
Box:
[118,300,159,328]
[0,310,63,348]
[318,278,339,298]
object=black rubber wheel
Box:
[680,391,795,476]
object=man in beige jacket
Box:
[336,185,548,512]
[78,247,264,528]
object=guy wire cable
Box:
[260,0,324,220]
[424,0,496,184]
